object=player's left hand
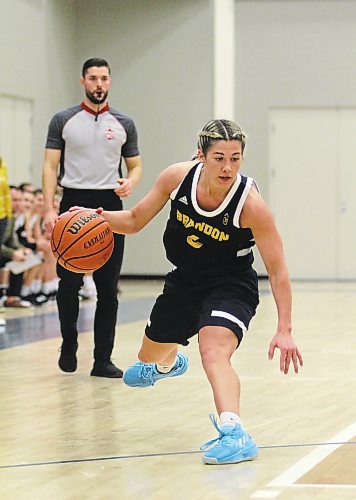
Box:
[268,332,303,374]
[114,178,132,199]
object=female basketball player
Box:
[72,119,303,465]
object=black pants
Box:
[57,188,125,362]
[0,218,24,297]
[7,272,23,296]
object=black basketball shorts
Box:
[145,268,259,347]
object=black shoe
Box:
[58,342,78,372]
[90,360,123,378]
[21,294,36,305]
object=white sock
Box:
[21,285,31,297]
[220,411,241,427]
[50,279,59,292]
[83,274,95,292]
[42,282,51,295]
[156,358,177,373]
[31,280,42,294]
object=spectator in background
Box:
[20,189,58,304]
[0,157,12,326]
[0,186,33,308]
[0,157,11,243]
[18,182,35,194]
[12,186,42,305]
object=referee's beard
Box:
[86,90,108,105]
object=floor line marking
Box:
[250,490,281,498]
[289,484,356,489]
[0,450,202,469]
[1,440,355,470]
[268,422,356,487]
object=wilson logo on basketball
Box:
[84,227,111,249]
[67,213,101,235]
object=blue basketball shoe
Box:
[123,353,188,388]
[201,414,259,465]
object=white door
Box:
[337,109,356,279]
[0,95,33,185]
[269,108,356,280]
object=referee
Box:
[42,58,142,378]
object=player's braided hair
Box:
[197,119,246,156]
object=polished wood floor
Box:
[1,280,356,500]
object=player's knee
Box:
[199,343,219,369]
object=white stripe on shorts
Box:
[211,310,247,332]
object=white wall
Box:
[74,0,214,274]
[0,0,78,184]
[0,0,214,275]
[1,0,355,276]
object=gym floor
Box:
[1,279,356,500]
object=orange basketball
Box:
[51,209,114,273]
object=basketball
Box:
[51,209,114,273]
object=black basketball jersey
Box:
[163,163,256,275]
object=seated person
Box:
[0,213,32,308]
[21,189,58,303]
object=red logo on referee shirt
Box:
[105,128,115,140]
